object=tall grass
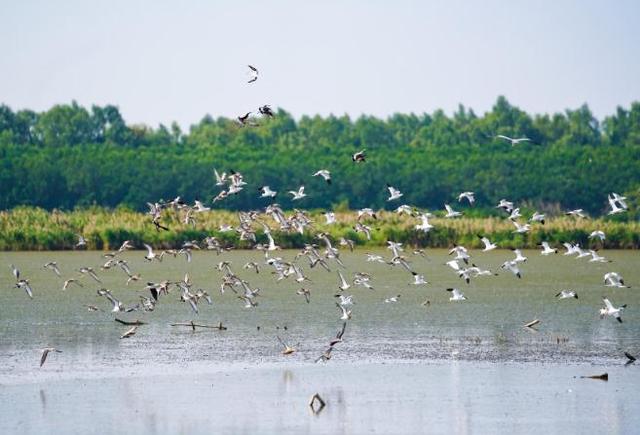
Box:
[0,206,638,251]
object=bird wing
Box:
[336,322,347,339]
[603,298,614,310]
[40,349,50,367]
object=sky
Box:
[1,0,639,129]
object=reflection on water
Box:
[1,249,639,433]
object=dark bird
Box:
[247,64,259,83]
[40,347,62,367]
[259,105,275,117]
[352,149,366,162]
[238,112,252,125]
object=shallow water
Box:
[1,248,639,433]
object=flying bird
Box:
[247,64,259,83]
[40,347,62,367]
[496,135,532,146]
[352,149,366,162]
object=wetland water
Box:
[1,249,639,434]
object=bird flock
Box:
[8,66,636,368]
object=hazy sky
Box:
[1,0,639,128]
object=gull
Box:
[354,222,372,240]
[16,279,33,298]
[339,238,355,252]
[444,204,462,218]
[513,249,528,263]
[117,240,134,252]
[193,200,210,212]
[277,336,297,355]
[447,288,467,301]
[324,212,336,224]
[247,64,259,83]
[562,243,579,256]
[79,267,101,283]
[336,302,352,320]
[458,192,475,205]
[529,211,545,225]
[43,262,61,277]
[386,184,403,201]
[496,199,514,213]
[478,235,497,252]
[446,259,461,271]
[143,244,161,262]
[625,352,637,365]
[604,272,630,288]
[353,274,374,290]
[238,295,258,308]
[589,250,611,263]
[512,221,531,234]
[126,273,141,285]
[265,231,280,251]
[600,297,626,323]
[357,208,377,220]
[540,242,557,255]
[337,271,351,291]
[565,209,587,218]
[179,248,192,263]
[213,190,229,202]
[329,322,347,346]
[259,186,277,198]
[384,294,401,303]
[40,347,62,367]
[415,213,434,232]
[62,279,83,290]
[589,230,606,241]
[496,135,531,146]
[608,195,626,215]
[313,169,332,184]
[288,186,306,200]
[412,274,428,285]
[258,104,275,117]
[243,262,260,273]
[296,288,311,303]
[292,264,311,283]
[449,245,470,264]
[10,264,20,281]
[352,149,366,162]
[214,168,227,186]
[611,192,628,209]
[501,260,522,278]
[556,290,578,300]
[508,208,522,221]
[575,245,591,259]
[97,289,125,312]
[75,235,87,248]
[395,204,414,215]
[334,294,354,306]
[120,326,137,339]
[315,346,335,363]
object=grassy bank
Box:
[1,206,639,251]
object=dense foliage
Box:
[1,97,640,215]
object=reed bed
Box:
[0,206,638,251]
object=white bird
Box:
[610,192,628,209]
[562,243,579,256]
[62,279,83,290]
[496,135,531,146]
[565,209,587,218]
[513,249,528,263]
[589,230,606,241]
[259,186,277,198]
[607,195,627,215]
[335,294,354,306]
[555,290,578,299]
[337,271,351,291]
[604,272,630,288]
[288,186,307,200]
[214,168,227,186]
[143,244,161,262]
[75,235,87,248]
[43,261,62,277]
[10,264,20,281]
[352,149,366,162]
[458,192,475,205]
[366,253,385,263]
[508,208,522,221]
[501,260,522,278]
[529,211,545,225]
[589,250,611,263]
[512,221,531,234]
[478,235,497,252]
[40,347,62,367]
[16,279,33,298]
[600,298,626,323]
[193,200,210,212]
[447,288,467,301]
[324,212,336,224]
[412,274,428,285]
[496,199,514,213]
[444,204,462,218]
[247,64,259,83]
[386,184,403,201]
[540,242,558,255]
[446,259,461,271]
[313,169,332,184]
[336,302,352,320]
[384,295,401,303]
[415,213,434,232]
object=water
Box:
[1,249,639,434]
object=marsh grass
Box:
[1,206,638,250]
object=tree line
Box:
[1,97,639,216]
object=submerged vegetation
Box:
[1,206,639,251]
